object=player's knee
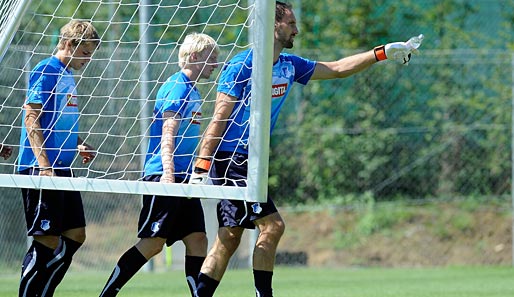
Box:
[140,241,164,258]
[74,232,86,243]
[218,230,242,254]
[63,227,86,243]
[34,235,60,250]
[274,218,286,237]
[135,238,166,258]
[259,216,286,241]
[183,232,208,255]
[147,244,164,257]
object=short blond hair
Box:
[57,20,100,50]
[178,33,219,68]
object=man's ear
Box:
[190,52,198,61]
[64,40,75,53]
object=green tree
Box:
[269,0,511,204]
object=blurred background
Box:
[0,0,513,272]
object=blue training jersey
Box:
[18,56,79,171]
[143,71,203,178]
[216,49,316,154]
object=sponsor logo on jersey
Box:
[271,83,287,98]
[66,94,78,106]
[191,111,202,125]
[40,220,51,231]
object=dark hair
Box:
[276,1,293,22]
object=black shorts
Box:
[138,175,206,246]
[211,152,278,229]
[19,168,86,236]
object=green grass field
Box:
[2,266,513,296]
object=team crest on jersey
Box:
[281,66,291,78]
[151,222,161,233]
[40,220,51,231]
[191,111,202,125]
[251,203,262,214]
[66,94,78,106]
[271,83,287,98]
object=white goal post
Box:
[0,0,32,63]
[0,0,274,202]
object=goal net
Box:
[0,0,274,202]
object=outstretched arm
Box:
[311,50,377,80]
[311,34,424,81]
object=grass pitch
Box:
[1,266,513,296]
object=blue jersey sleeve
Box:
[26,65,59,105]
[217,50,252,98]
[158,80,189,117]
[286,53,316,85]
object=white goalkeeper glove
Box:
[189,157,211,185]
[374,34,424,65]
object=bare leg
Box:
[201,226,244,280]
[135,237,166,259]
[253,212,285,271]
[62,227,86,245]
[252,212,285,297]
[33,234,60,249]
[182,232,208,257]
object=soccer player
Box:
[0,144,12,159]
[17,20,99,296]
[99,33,219,297]
[189,2,423,296]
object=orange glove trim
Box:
[195,158,211,171]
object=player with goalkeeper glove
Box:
[190,2,423,296]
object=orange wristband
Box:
[374,45,387,61]
[195,158,211,171]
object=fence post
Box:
[511,53,514,267]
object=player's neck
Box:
[54,51,71,69]
[273,47,283,64]
[181,69,198,82]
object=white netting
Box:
[0,0,268,199]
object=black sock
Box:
[195,272,219,297]
[41,236,83,296]
[185,256,205,296]
[99,246,148,297]
[19,240,54,297]
[253,269,273,297]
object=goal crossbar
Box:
[0,173,248,200]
